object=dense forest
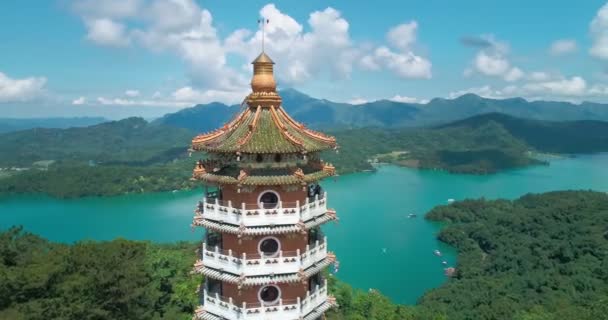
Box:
[421,190,608,320]
[0,227,439,320]
[1,191,607,319]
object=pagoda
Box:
[190,51,339,320]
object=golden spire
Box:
[251,19,276,93]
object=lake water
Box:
[1,153,607,304]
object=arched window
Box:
[258,236,280,257]
[258,190,280,209]
[258,285,281,305]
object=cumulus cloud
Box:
[549,39,577,56]
[523,76,587,96]
[125,89,140,97]
[465,34,525,82]
[85,18,130,47]
[390,95,427,104]
[71,1,434,103]
[590,3,608,59]
[0,72,47,103]
[360,21,432,79]
[449,75,608,101]
[347,98,368,105]
[225,5,358,83]
[72,96,86,105]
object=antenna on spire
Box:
[257,18,269,52]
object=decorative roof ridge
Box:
[276,106,337,145]
[235,105,260,149]
[270,105,305,149]
[192,107,251,145]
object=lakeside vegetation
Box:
[2,191,607,319]
[1,113,608,197]
[422,190,608,320]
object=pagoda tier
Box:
[190,51,337,320]
[191,54,336,155]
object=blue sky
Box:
[2,0,608,118]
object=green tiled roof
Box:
[191,105,336,154]
[192,168,334,186]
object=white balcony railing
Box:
[196,193,328,227]
[201,237,328,276]
[196,280,330,320]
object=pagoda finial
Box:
[258,18,269,52]
[249,18,277,94]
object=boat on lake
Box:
[434,249,442,257]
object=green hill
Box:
[0,117,193,167]
[439,112,608,154]
[421,190,608,320]
[324,113,608,174]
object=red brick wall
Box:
[222,233,308,256]
[222,281,309,305]
[221,185,307,207]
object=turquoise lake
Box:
[1,153,607,304]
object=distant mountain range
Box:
[0,117,107,134]
[156,89,608,132]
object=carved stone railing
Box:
[198,237,328,276]
[194,280,331,320]
[195,193,328,227]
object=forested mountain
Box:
[0,117,193,167]
[421,190,608,320]
[1,112,607,197]
[156,89,608,132]
[325,112,608,174]
[0,117,106,133]
[152,102,238,133]
[439,112,608,154]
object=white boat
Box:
[433,249,442,257]
[447,198,455,204]
[407,213,417,218]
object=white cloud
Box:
[504,67,524,82]
[448,85,506,99]
[0,72,47,103]
[125,89,140,97]
[387,21,418,51]
[474,50,510,76]
[348,98,368,105]
[360,21,432,79]
[449,75,608,102]
[72,1,434,101]
[225,5,358,83]
[523,76,587,96]
[390,95,424,104]
[85,18,130,47]
[528,71,551,82]
[590,3,608,59]
[366,46,432,79]
[72,96,86,105]
[465,35,525,82]
[549,39,577,56]
[172,86,246,105]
